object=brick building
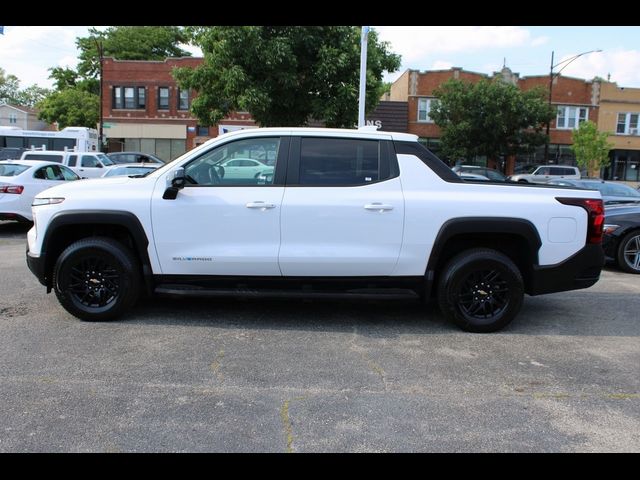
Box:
[102,57,256,161]
[387,67,601,174]
[597,81,640,181]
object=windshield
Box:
[97,153,115,166]
[591,182,640,197]
[0,164,30,177]
[105,166,156,177]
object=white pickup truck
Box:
[26,128,605,332]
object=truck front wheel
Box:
[437,248,524,333]
[53,237,141,321]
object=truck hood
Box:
[35,176,142,199]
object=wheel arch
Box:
[40,210,153,293]
[425,217,542,297]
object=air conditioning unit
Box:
[630,128,639,135]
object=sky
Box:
[2,26,640,90]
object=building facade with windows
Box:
[596,81,640,181]
[102,57,256,162]
[387,67,600,174]
[0,102,53,130]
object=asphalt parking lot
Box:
[0,220,638,452]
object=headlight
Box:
[32,198,65,206]
[603,224,620,235]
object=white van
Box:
[20,151,115,179]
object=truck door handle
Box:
[246,201,276,210]
[364,203,394,212]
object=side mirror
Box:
[163,167,186,200]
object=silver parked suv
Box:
[509,165,581,184]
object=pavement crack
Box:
[350,326,389,391]
[279,396,306,453]
[210,350,225,382]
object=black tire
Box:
[616,230,640,274]
[437,248,524,333]
[518,179,529,183]
[53,237,141,321]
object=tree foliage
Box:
[571,120,613,177]
[37,89,99,129]
[0,67,51,108]
[430,78,555,164]
[173,26,401,127]
[76,26,191,78]
[37,26,190,130]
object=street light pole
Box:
[543,49,602,164]
[95,39,104,153]
[358,26,370,128]
[543,51,555,164]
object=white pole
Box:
[358,26,370,128]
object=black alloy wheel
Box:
[437,248,524,333]
[53,237,141,321]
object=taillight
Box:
[556,197,604,244]
[0,185,24,194]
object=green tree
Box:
[173,26,400,127]
[38,26,190,130]
[0,67,51,108]
[430,78,555,167]
[76,26,191,78]
[0,67,21,103]
[571,120,613,178]
[13,85,51,108]
[37,89,99,129]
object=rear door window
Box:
[23,153,63,163]
[298,138,381,186]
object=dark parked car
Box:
[546,179,640,205]
[0,147,27,161]
[452,165,508,182]
[106,151,164,164]
[603,204,640,274]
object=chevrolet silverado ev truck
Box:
[26,128,605,332]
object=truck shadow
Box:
[126,292,640,337]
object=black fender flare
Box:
[424,217,542,296]
[40,210,153,292]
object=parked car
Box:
[102,163,162,178]
[20,150,115,179]
[0,160,80,222]
[106,152,165,165]
[215,157,275,182]
[508,165,581,183]
[0,147,27,161]
[459,172,490,181]
[452,165,508,182]
[602,204,640,274]
[545,179,640,205]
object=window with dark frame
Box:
[197,125,209,136]
[158,87,170,110]
[299,138,381,186]
[178,89,189,110]
[112,86,146,109]
[137,87,146,109]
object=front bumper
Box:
[26,248,47,287]
[528,244,605,295]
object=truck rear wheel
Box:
[53,237,141,321]
[437,248,524,332]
